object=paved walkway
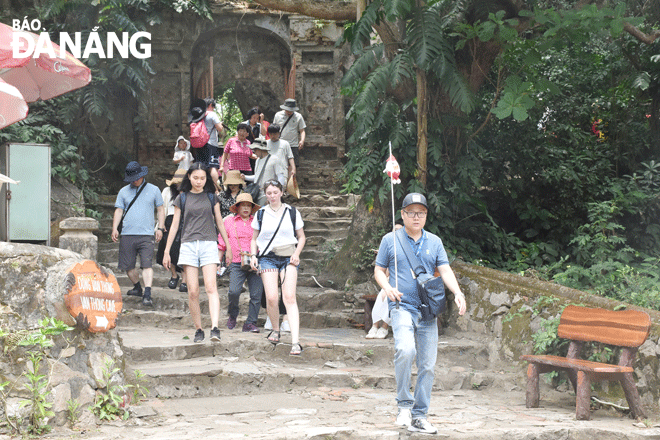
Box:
[45,387,660,439]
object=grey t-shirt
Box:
[174,192,219,243]
[204,112,221,147]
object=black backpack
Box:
[256,206,297,231]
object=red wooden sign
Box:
[63,260,122,333]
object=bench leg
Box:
[526,363,540,408]
[576,371,591,420]
[620,373,647,419]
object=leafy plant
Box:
[66,398,82,427]
[91,357,129,421]
[128,369,149,404]
[22,351,54,434]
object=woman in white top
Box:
[250,180,305,355]
[156,168,187,291]
[173,136,193,170]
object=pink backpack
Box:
[190,112,211,148]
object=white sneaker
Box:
[365,327,378,339]
[408,418,437,434]
[280,320,290,333]
[375,327,388,339]
[395,408,412,427]
[264,316,272,330]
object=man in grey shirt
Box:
[272,98,306,167]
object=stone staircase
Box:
[85,149,523,438]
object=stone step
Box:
[297,206,353,219]
[120,327,505,399]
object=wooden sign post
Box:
[64,260,122,333]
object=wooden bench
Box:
[520,305,651,420]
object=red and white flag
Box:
[384,154,401,184]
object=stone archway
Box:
[190,23,292,121]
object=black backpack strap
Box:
[289,206,297,231]
[395,228,426,278]
[257,208,264,230]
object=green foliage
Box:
[129,369,150,404]
[67,398,82,427]
[0,318,73,435]
[91,357,129,421]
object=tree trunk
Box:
[416,67,428,188]
[250,0,356,21]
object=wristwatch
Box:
[157,228,165,232]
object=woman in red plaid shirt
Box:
[219,123,257,177]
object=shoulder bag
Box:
[395,228,446,321]
[245,155,270,201]
[117,181,147,234]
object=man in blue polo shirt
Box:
[111,161,165,306]
[374,193,467,434]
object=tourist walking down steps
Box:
[112,161,165,307]
[162,163,232,343]
[374,193,467,434]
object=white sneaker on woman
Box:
[375,327,388,339]
[264,316,273,330]
[365,327,378,339]
[280,320,290,333]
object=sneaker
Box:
[210,327,221,342]
[126,284,142,296]
[142,294,153,306]
[179,282,188,293]
[365,326,378,339]
[408,418,437,434]
[227,316,237,330]
[395,408,412,427]
[193,329,204,343]
[242,322,260,333]
[168,276,179,289]
[217,266,227,277]
[264,316,273,330]
[280,320,290,333]
[375,327,389,339]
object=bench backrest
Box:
[558,305,651,348]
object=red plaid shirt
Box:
[224,137,252,171]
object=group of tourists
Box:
[111,98,307,356]
[112,95,469,432]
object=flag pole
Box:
[389,142,399,309]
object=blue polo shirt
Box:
[375,228,449,314]
[115,182,163,236]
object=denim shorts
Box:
[258,253,299,273]
[178,240,220,267]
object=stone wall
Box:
[449,261,660,411]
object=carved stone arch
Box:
[190,15,293,121]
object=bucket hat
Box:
[280,98,299,112]
[124,161,148,183]
[250,137,269,151]
[189,98,207,123]
[286,174,300,199]
[229,193,261,215]
[223,169,246,187]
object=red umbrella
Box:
[0,77,28,129]
[0,22,91,102]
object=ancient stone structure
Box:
[133,5,348,182]
[58,217,99,260]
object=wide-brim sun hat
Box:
[189,98,207,123]
[166,168,187,186]
[229,193,261,215]
[280,98,299,112]
[223,169,246,186]
[286,174,300,199]
[124,161,148,182]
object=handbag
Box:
[273,244,296,257]
[117,181,146,233]
[395,228,446,321]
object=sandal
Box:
[267,330,280,345]
[289,342,303,356]
[168,276,180,289]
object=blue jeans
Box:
[227,263,263,324]
[391,307,438,419]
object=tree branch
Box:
[623,22,660,45]
[250,0,357,21]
